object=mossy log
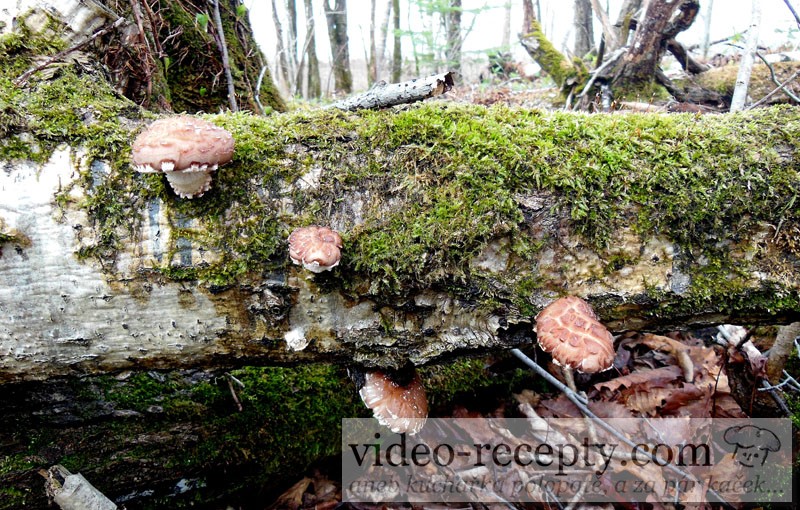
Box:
[2,58,800,383]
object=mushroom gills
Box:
[163,166,216,199]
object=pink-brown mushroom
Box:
[534,296,615,374]
[132,115,234,199]
[288,226,343,273]
[359,370,428,435]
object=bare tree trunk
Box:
[574,0,594,58]
[368,0,378,85]
[613,0,643,50]
[391,0,401,81]
[377,0,393,77]
[701,0,714,58]
[324,0,353,94]
[589,0,620,49]
[445,0,462,77]
[303,0,321,98]
[502,1,511,48]
[730,0,762,111]
[613,0,693,85]
[286,0,299,88]
[271,0,292,92]
[522,0,537,34]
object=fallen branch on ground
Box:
[328,72,454,111]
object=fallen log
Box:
[2,65,799,383]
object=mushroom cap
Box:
[132,115,234,172]
[359,370,428,435]
[288,226,343,273]
[534,296,615,373]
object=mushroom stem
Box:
[561,366,578,393]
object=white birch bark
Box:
[730,0,762,111]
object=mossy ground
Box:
[0,359,541,508]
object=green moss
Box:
[2,25,798,317]
[421,356,546,411]
[521,20,588,91]
[2,359,540,507]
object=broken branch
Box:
[328,72,454,111]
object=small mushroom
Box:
[534,296,615,374]
[288,226,343,273]
[358,369,428,436]
[132,115,234,199]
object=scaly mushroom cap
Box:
[359,370,428,435]
[534,296,615,373]
[132,115,234,198]
[288,226,343,273]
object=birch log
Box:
[2,103,799,384]
[2,0,799,385]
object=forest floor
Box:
[265,326,799,509]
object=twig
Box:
[511,349,587,405]
[210,0,239,112]
[759,379,792,415]
[225,372,244,411]
[255,65,268,114]
[14,17,126,87]
[784,0,800,30]
[747,68,800,109]
[511,348,733,508]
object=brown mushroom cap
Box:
[359,370,428,435]
[288,226,343,273]
[132,115,234,171]
[534,296,615,373]
[132,116,234,198]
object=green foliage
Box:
[195,12,209,32]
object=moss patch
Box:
[2,27,799,319]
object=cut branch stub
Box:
[534,296,616,373]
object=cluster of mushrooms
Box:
[132,116,617,436]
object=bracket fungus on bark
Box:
[288,226,343,273]
[358,370,429,436]
[534,296,616,374]
[132,115,234,199]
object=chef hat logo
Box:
[723,425,781,467]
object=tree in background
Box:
[444,0,462,77]
[368,0,378,84]
[573,0,593,58]
[271,0,292,90]
[324,0,353,94]
[304,0,322,98]
[392,0,402,81]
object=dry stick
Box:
[210,0,239,112]
[784,0,800,30]
[328,72,455,111]
[510,348,733,508]
[746,54,800,108]
[14,17,126,87]
[254,65,268,114]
